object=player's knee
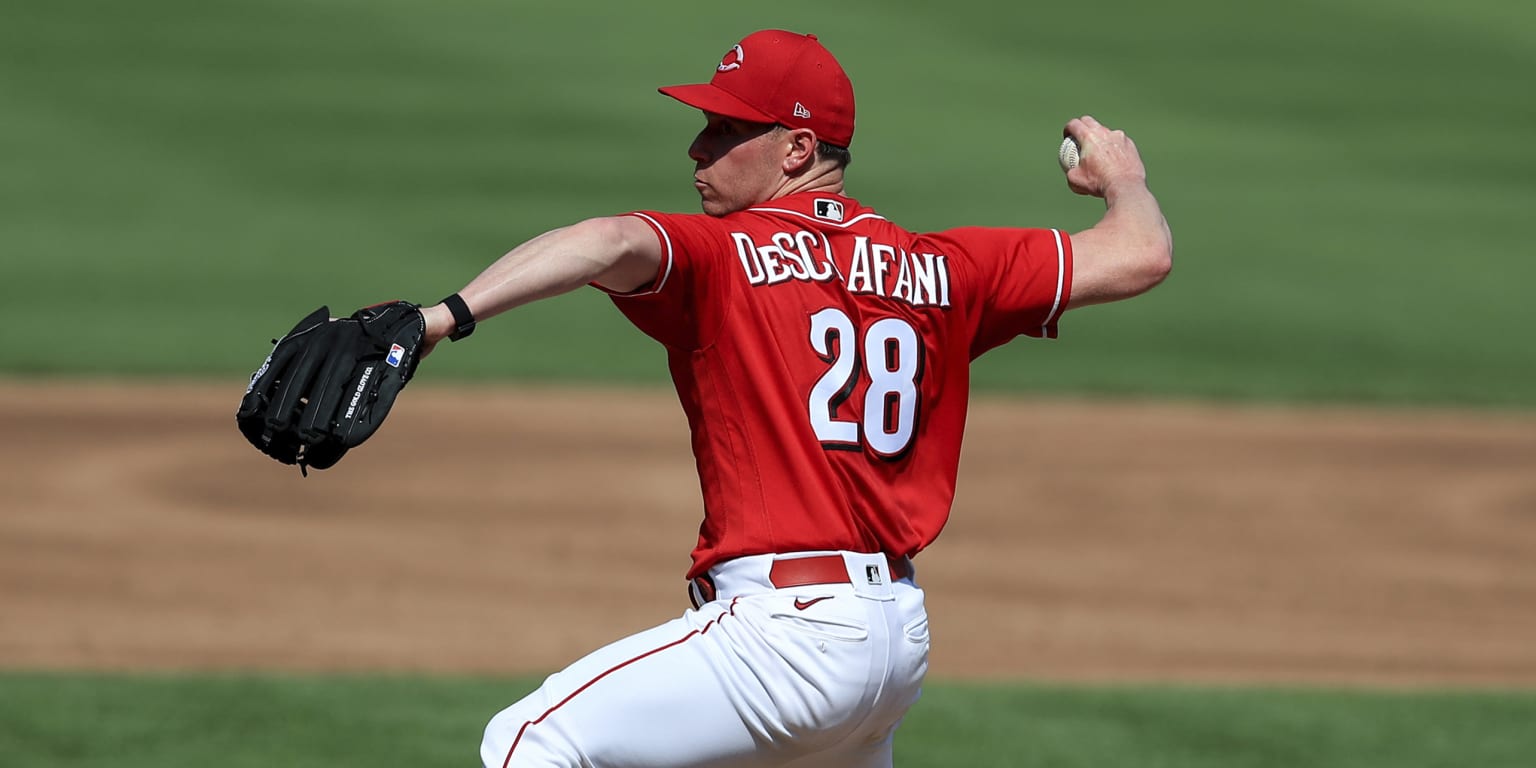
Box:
[481,695,581,767]
[481,705,532,768]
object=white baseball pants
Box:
[481,551,930,767]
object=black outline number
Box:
[807,308,923,458]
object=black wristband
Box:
[440,293,476,342]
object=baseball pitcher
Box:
[239,28,1171,767]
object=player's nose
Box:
[688,131,711,164]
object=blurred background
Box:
[4,2,1536,766]
[3,0,1532,404]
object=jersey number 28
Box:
[808,307,923,459]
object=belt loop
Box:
[842,552,898,601]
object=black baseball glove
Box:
[237,301,425,474]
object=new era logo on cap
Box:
[793,102,811,119]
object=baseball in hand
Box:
[1058,136,1080,172]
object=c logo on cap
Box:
[717,44,743,72]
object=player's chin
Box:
[698,195,733,218]
[697,190,749,217]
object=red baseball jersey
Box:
[608,192,1072,578]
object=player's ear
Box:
[782,127,818,175]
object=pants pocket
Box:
[769,610,871,642]
[903,614,930,644]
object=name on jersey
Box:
[732,231,951,308]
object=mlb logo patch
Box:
[814,199,844,222]
[385,343,406,368]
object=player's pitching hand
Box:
[1062,115,1148,199]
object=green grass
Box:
[2,671,1534,767]
[905,682,1536,767]
[3,0,1533,406]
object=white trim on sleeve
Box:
[626,212,675,296]
[1041,228,1066,334]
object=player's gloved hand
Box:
[236,300,425,474]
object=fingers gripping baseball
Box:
[1062,115,1147,198]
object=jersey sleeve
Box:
[930,226,1073,357]
[595,210,734,350]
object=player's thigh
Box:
[481,604,770,768]
[778,735,894,768]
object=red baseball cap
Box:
[659,30,855,147]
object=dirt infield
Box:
[3,380,1535,687]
